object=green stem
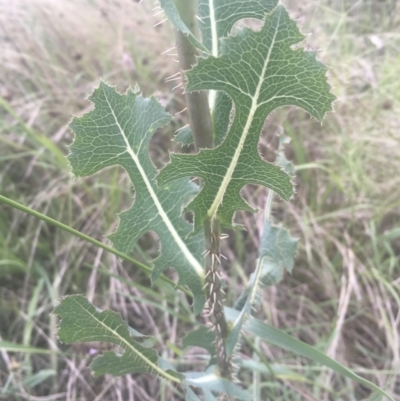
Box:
[173,0,214,149]
[173,0,232,380]
[0,194,192,297]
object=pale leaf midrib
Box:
[72,297,181,383]
[207,17,280,221]
[209,0,218,57]
[102,92,204,278]
[207,0,218,112]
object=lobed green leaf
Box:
[55,296,250,399]
[158,6,335,232]
[68,82,206,314]
[55,295,182,382]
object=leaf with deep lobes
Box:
[68,82,205,314]
[158,6,335,232]
[55,295,182,382]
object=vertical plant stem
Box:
[173,0,214,149]
[204,220,231,378]
[173,0,232,380]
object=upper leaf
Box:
[159,0,278,56]
[199,0,280,146]
[55,295,182,381]
[172,0,279,147]
[68,82,205,314]
[158,6,335,232]
[198,0,278,56]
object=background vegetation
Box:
[0,0,399,399]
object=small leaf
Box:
[227,201,297,356]
[257,222,298,287]
[158,6,335,232]
[225,307,395,401]
[55,295,182,383]
[68,82,206,314]
[230,133,297,352]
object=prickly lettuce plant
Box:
[47,1,393,400]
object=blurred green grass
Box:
[0,0,399,400]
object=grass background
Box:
[0,0,399,399]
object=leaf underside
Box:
[157,5,335,233]
[68,82,206,314]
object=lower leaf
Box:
[54,295,182,383]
